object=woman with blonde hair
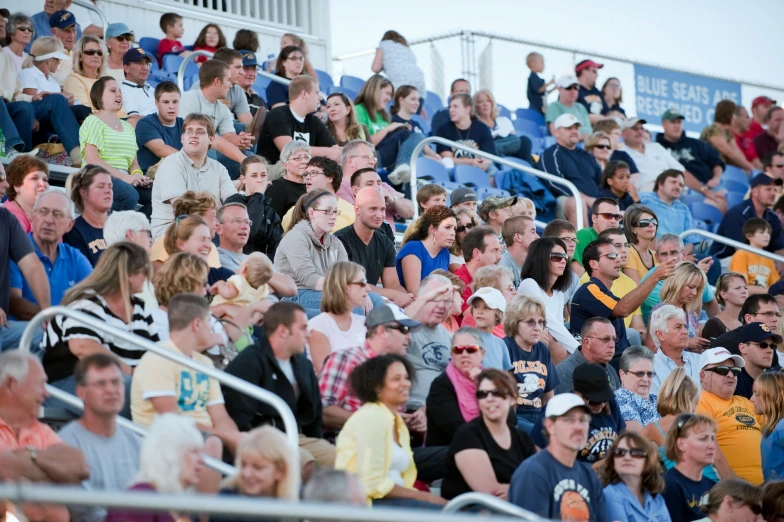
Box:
[151,190,220,268]
[326,92,369,146]
[474,89,533,164]
[64,35,119,112]
[396,205,456,293]
[703,272,748,340]
[751,372,784,480]
[308,261,369,373]
[586,131,614,171]
[649,261,709,349]
[163,215,235,286]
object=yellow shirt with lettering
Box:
[579,271,641,327]
[696,391,763,484]
[729,250,780,288]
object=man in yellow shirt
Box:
[281,156,355,232]
[696,347,763,484]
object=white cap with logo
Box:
[467,287,507,313]
[698,347,745,371]
[544,393,590,418]
[554,113,582,130]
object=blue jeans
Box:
[0,98,27,152]
[495,134,534,165]
[282,289,323,318]
[8,96,80,152]
[0,320,44,356]
[395,132,427,169]
[208,148,254,180]
[48,373,133,419]
[516,412,539,435]
[111,176,142,212]
[368,292,385,309]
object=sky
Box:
[329,0,784,116]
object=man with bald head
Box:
[336,187,413,307]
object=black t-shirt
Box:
[0,208,34,312]
[662,467,716,522]
[208,266,235,286]
[577,84,609,115]
[265,177,307,219]
[334,225,395,285]
[257,106,336,164]
[434,120,496,158]
[265,82,289,108]
[63,216,107,267]
[441,417,535,500]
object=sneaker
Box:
[388,163,411,185]
[6,148,41,160]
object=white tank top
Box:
[386,442,410,486]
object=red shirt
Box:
[193,45,217,64]
[735,131,759,162]
[743,119,765,142]
[157,38,185,66]
[454,264,474,313]
[319,342,376,414]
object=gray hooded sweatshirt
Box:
[274,220,348,289]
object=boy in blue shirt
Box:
[526,52,554,114]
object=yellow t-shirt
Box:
[211,274,269,307]
[730,250,780,288]
[130,339,224,427]
[696,391,763,485]
[150,235,222,268]
[579,271,641,327]
[281,196,356,233]
[625,246,657,281]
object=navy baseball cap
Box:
[241,51,258,68]
[49,10,77,29]
[739,322,783,344]
[750,173,784,188]
[123,48,154,65]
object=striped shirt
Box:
[79,115,138,172]
[42,292,159,383]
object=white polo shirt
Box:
[121,80,157,117]
[651,347,701,397]
[19,66,61,94]
[626,142,686,193]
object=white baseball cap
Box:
[555,74,579,89]
[621,117,648,129]
[467,287,507,313]
[554,113,582,130]
[544,393,590,418]
[699,347,745,371]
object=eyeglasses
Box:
[349,154,377,163]
[753,311,783,318]
[675,413,694,437]
[558,236,577,244]
[747,341,776,350]
[594,144,611,150]
[385,324,412,335]
[113,34,134,42]
[612,447,647,459]
[452,345,481,355]
[585,336,618,344]
[305,169,325,178]
[596,212,623,221]
[184,129,208,137]
[312,209,341,216]
[565,85,579,91]
[286,55,305,62]
[523,319,546,328]
[550,252,568,262]
[635,218,658,228]
[456,223,476,234]
[476,389,506,400]
[83,49,103,56]
[288,155,312,162]
[347,280,367,287]
[626,370,655,379]
[705,366,742,377]
[16,26,33,33]
[34,207,69,220]
[600,252,620,260]
[224,218,252,226]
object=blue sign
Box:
[634,64,742,132]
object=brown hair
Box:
[714,99,737,125]
[159,12,181,33]
[163,215,209,255]
[154,80,181,101]
[199,59,229,89]
[715,272,748,307]
[193,25,227,50]
[69,165,112,213]
[153,252,209,306]
[656,367,700,416]
[275,45,304,79]
[381,30,408,46]
[476,368,517,399]
[391,85,418,115]
[601,77,622,104]
[320,261,365,315]
[415,183,447,211]
[755,372,784,436]
[664,413,717,463]
[326,93,364,142]
[354,74,393,123]
[585,131,612,153]
[233,29,259,53]
[74,353,123,386]
[600,432,665,495]
[288,75,318,101]
[762,481,784,521]
[183,113,216,138]
[653,169,685,192]
[171,191,217,217]
[403,205,456,243]
[592,119,621,133]
[542,219,576,238]
[89,76,118,110]
[6,155,49,201]
[430,269,466,295]
[167,293,211,332]
[285,189,335,232]
[700,480,762,516]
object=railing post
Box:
[679,229,784,265]
[71,0,108,34]
[443,492,548,521]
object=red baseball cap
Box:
[752,96,776,108]
[575,59,604,73]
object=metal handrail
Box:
[679,229,784,264]
[176,50,213,91]
[44,385,235,476]
[71,0,108,35]
[20,307,300,492]
[443,492,548,521]
[409,136,584,229]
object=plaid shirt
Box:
[319,342,376,413]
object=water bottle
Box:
[0,129,6,157]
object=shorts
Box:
[555,195,571,220]
[298,434,335,469]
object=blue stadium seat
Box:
[138,37,160,58]
[315,69,334,90]
[328,86,358,101]
[416,157,450,183]
[183,74,199,91]
[435,181,462,191]
[454,165,492,188]
[543,136,556,148]
[254,76,272,92]
[425,91,443,109]
[498,105,512,120]
[680,191,705,206]
[723,180,748,194]
[690,202,723,232]
[340,75,365,92]
[411,114,430,135]
[723,165,750,187]
[505,157,532,170]
[163,54,198,77]
[477,187,512,200]
[528,136,545,155]
[515,119,544,138]
[516,108,545,126]
[726,191,746,207]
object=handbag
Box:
[34,136,71,167]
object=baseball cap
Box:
[621,117,648,129]
[699,347,745,371]
[554,113,582,130]
[106,23,134,40]
[467,287,507,313]
[555,74,579,89]
[478,196,517,222]
[662,109,685,122]
[450,187,477,207]
[573,363,614,403]
[365,303,421,331]
[575,59,604,73]
[752,96,777,109]
[49,10,77,29]
[750,173,784,188]
[544,393,590,418]
[123,48,153,65]
[739,322,784,344]
[768,280,784,297]
[241,51,258,68]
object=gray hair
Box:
[418,273,451,296]
[0,351,39,388]
[34,188,75,219]
[340,139,375,168]
[302,470,366,507]
[619,345,654,372]
[648,304,685,350]
[280,140,311,162]
[104,211,151,245]
[134,414,204,493]
[452,327,484,349]
[655,233,684,252]
[7,13,34,40]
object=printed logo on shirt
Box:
[722,405,761,432]
[453,140,479,159]
[736,414,757,427]
[581,426,617,462]
[511,360,547,408]
[88,238,107,254]
[553,480,591,522]
[293,131,311,143]
[178,371,210,412]
[420,342,450,370]
[670,148,697,164]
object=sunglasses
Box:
[635,218,658,228]
[565,85,579,91]
[113,34,134,42]
[594,144,611,150]
[587,399,607,407]
[523,319,546,328]
[456,222,476,234]
[600,252,620,260]
[16,26,34,33]
[476,389,506,400]
[550,252,569,262]
[675,413,694,437]
[612,447,647,459]
[83,49,104,56]
[705,366,742,377]
[748,341,776,350]
[626,371,655,379]
[452,345,481,355]
[384,324,412,335]
[596,212,623,221]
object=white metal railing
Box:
[159,0,309,31]
[44,385,235,476]
[443,492,548,521]
[679,229,784,264]
[409,136,584,229]
[20,306,300,490]
[71,0,108,34]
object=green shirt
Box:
[545,101,593,134]
[79,115,138,172]
[354,103,389,135]
[572,227,598,266]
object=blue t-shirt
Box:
[662,467,716,522]
[762,418,784,481]
[570,277,630,357]
[62,216,107,267]
[9,233,93,309]
[265,81,289,107]
[527,72,546,114]
[509,449,609,522]
[135,114,184,173]
[531,399,626,463]
[479,332,512,371]
[504,337,558,417]
[395,240,450,289]
[603,482,671,522]
[434,120,496,158]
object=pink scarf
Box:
[446,362,480,422]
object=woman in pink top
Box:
[2,156,50,233]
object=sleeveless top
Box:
[654,420,719,482]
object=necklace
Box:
[456,124,471,141]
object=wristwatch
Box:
[27,446,37,464]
